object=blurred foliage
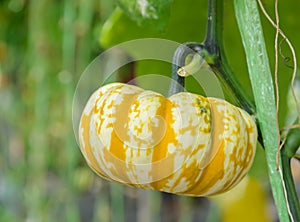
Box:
[116,0,172,31]
[0,0,299,221]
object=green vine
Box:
[234,0,299,221]
[281,124,300,220]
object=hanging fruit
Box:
[79,82,257,196]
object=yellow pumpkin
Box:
[79,82,257,196]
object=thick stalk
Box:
[281,153,300,221]
[62,0,80,221]
[234,0,297,221]
[283,125,300,159]
[203,0,255,115]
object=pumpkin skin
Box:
[79,83,257,196]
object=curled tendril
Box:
[279,38,294,69]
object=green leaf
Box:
[116,0,172,31]
[100,7,154,47]
[100,0,207,47]
[234,0,290,221]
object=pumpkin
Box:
[79,82,257,196]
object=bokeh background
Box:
[1,0,299,221]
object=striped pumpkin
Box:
[79,83,257,196]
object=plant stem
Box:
[281,124,300,221]
[283,125,300,159]
[62,0,80,220]
[203,0,255,115]
[234,0,295,221]
[203,0,221,57]
[281,152,300,221]
[27,0,49,218]
[168,42,203,96]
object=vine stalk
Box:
[234,0,300,221]
[281,124,300,220]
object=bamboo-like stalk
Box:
[26,0,49,220]
[62,0,80,221]
[234,0,296,221]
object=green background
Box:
[0,0,299,221]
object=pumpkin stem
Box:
[168,42,203,96]
[177,53,207,77]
